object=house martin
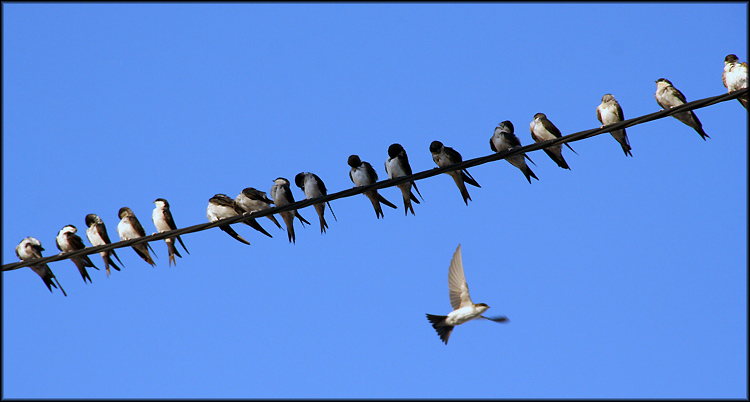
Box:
[426,244,508,345]
[596,94,632,156]
[490,121,539,183]
[295,172,337,234]
[385,143,423,215]
[235,187,283,230]
[152,198,190,267]
[722,54,748,109]
[56,224,99,283]
[428,141,480,205]
[348,154,398,218]
[655,78,710,140]
[117,207,157,266]
[85,213,123,276]
[207,194,253,245]
[271,177,310,243]
[16,237,67,296]
[529,113,577,169]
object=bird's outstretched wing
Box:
[448,244,472,310]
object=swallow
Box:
[529,113,577,169]
[271,177,310,243]
[348,154,398,218]
[85,213,124,277]
[385,143,423,215]
[56,224,99,283]
[206,194,253,245]
[426,244,508,345]
[152,198,190,267]
[722,54,748,109]
[117,207,157,266]
[428,141,481,205]
[655,78,710,140]
[234,187,283,230]
[294,172,337,234]
[15,237,67,296]
[596,94,632,156]
[490,121,539,183]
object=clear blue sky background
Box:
[2,3,747,399]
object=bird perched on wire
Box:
[654,78,710,140]
[15,237,67,296]
[234,187,283,230]
[596,94,632,157]
[385,143,423,215]
[85,213,123,276]
[529,113,577,169]
[56,224,99,283]
[348,154,398,218]
[426,244,508,345]
[490,120,539,183]
[722,54,748,109]
[117,207,157,266]
[206,194,254,246]
[428,141,480,205]
[271,177,310,243]
[295,172,336,234]
[152,198,190,267]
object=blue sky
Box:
[2,3,747,398]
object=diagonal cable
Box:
[3,88,747,272]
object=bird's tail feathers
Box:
[146,242,158,259]
[295,211,311,226]
[326,202,337,222]
[377,192,398,210]
[314,203,328,234]
[267,214,283,229]
[462,170,481,188]
[244,217,273,238]
[220,225,251,246]
[133,246,157,266]
[564,142,578,155]
[524,165,539,183]
[426,314,453,345]
[176,235,190,254]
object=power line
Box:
[3,88,747,272]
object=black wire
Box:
[3,88,747,272]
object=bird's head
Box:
[387,143,404,158]
[347,154,361,168]
[428,141,443,154]
[294,172,307,189]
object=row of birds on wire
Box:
[11,55,749,310]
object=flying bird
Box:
[295,172,337,234]
[85,213,123,276]
[722,54,748,109]
[384,143,423,215]
[426,244,508,345]
[56,224,99,283]
[428,141,481,205]
[529,113,577,169]
[206,194,253,245]
[348,154,398,218]
[490,121,539,183]
[271,177,310,243]
[117,207,157,266]
[596,94,632,156]
[654,78,710,140]
[152,198,190,267]
[15,237,67,296]
[234,187,283,230]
